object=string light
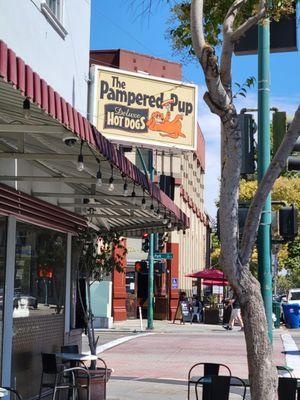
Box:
[96,158,102,187]
[77,141,84,172]
[141,189,146,210]
[123,180,129,197]
[108,164,114,192]
[150,202,155,215]
[162,211,168,225]
[156,202,161,219]
[167,219,172,229]
[131,183,136,205]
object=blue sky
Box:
[90,0,300,217]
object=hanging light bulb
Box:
[77,141,84,172]
[123,181,129,197]
[141,197,146,211]
[23,97,31,119]
[108,176,114,192]
[156,207,161,219]
[96,169,102,186]
[108,165,114,191]
[150,203,155,215]
[162,212,168,225]
[131,187,136,205]
[167,219,172,229]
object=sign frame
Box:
[89,65,198,152]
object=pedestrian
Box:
[223,293,244,331]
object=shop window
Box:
[13,223,67,317]
[126,271,135,294]
[11,222,67,399]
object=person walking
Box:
[223,293,244,331]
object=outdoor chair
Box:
[38,353,90,400]
[195,375,247,400]
[187,362,232,400]
[2,386,22,400]
[278,377,298,400]
[276,365,295,377]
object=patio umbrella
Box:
[185,268,227,281]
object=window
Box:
[41,0,67,39]
[0,217,7,377]
[46,0,64,23]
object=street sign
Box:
[154,252,173,260]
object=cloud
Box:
[197,88,299,219]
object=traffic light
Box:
[238,113,256,175]
[135,261,148,274]
[142,233,149,252]
[156,233,167,253]
[273,111,300,171]
[272,111,287,154]
[287,138,300,171]
[279,205,298,241]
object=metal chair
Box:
[276,365,295,377]
[2,387,22,400]
[38,353,90,400]
[188,363,232,400]
[195,375,247,400]
[278,377,298,400]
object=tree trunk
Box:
[219,116,278,400]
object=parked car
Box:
[287,288,300,306]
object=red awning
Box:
[185,268,226,280]
[0,40,189,230]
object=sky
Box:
[90,0,300,218]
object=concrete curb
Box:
[281,333,300,378]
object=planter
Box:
[204,308,220,324]
[78,367,112,400]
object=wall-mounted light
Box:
[23,97,31,119]
[77,141,84,172]
[108,164,114,192]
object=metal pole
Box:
[147,150,155,330]
[136,148,154,330]
[257,13,273,342]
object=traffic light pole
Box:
[136,148,154,330]
[257,15,273,343]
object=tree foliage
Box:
[169,0,294,58]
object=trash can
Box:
[282,304,300,329]
[272,301,281,329]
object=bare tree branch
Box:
[240,105,300,265]
[191,0,230,115]
[232,7,267,42]
[221,0,247,93]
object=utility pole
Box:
[257,10,273,342]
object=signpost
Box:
[153,252,173,260]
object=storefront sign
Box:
[90,66,197,151]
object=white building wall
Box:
[0,0,91,116]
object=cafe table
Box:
[55,353,98,362]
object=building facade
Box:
[0,4,189,398]
[90,49,209,321]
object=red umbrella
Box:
[202,279,229,286]
[185,268,226,280]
